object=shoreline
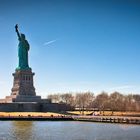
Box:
[0,115,140,125]
[0,116,74,121]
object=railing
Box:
[73,115,140,124]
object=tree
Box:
[109,92,125,111]
[133,94,140,111]
[124,94,136,111]
[93,92,109,113]
[60,93,75,106]
[47,94,60,103]
[75,92,94,114]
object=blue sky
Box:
[0,0,140,98]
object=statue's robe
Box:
[17,37,30,70]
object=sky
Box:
[0,0,140,98]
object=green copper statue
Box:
[15,24,30,70]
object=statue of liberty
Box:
[15,24,30,70]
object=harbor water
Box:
[0,121,139,140]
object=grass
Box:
[67,111,93,115]
[0,111,140,117]
[67,111,140,116]
[0,112,65,117]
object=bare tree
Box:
[60,93,75,105]
[133,94,140,111]
[75,92,94,114]
[124,94,136,111]
[93,92,109,114]
[109,92,125,111]
[47,94,60,103]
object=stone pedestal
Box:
[11,69,35,96]
[9,69,41,102]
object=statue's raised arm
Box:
[15,24,30,70]
[15,24,21,39]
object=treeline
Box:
[47,92,140,112]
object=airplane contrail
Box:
[43,39,57,46]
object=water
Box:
[0,121,139,140]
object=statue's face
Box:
[21,34,26,39]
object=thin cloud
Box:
[43,39,57,46]
[109,85,135,90]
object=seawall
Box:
[0,115,140,124]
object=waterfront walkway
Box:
[73,115,140,124]
[0,115,140,124]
